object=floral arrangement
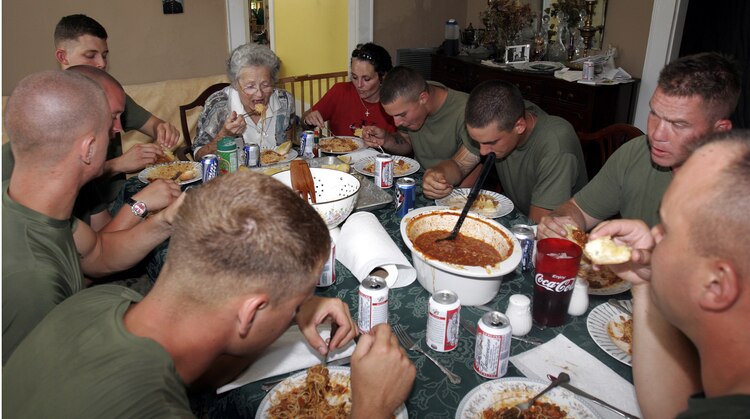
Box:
[545,0,588,29]
[481,0,534,43]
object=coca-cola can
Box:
[358,276,389,333]
[473,311,512,378]
[426,289,461,352]
[511,224,535,272]
[395,177,416,218]
[532,238,582,327]
[201,154,218,183]
[317,229,337,287]
[374,154,394,188]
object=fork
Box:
[290,160,317,203]
[392,324,461,384]
[506,373,569,418]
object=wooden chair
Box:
[276,71,349,117]
[578,123,644,178]
[177,82,229,159]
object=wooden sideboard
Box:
[431,54,639,133]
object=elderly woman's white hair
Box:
[226,43,281,83]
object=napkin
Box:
[216,324,355,394]
[344,148,379,163]
[510,334,642,419]
[336,212,416,288]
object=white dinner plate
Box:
[137,161,202,186]
[579,262,633,296]
[514,61,565,73]
[353,155,420,178]
[255,366,407,419]
[455,377,600,418]
[435,188,514,218]
[318,136,367,155]
[260,149,297,166]
[587,301,633,366]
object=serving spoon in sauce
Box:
[437,152,496,242]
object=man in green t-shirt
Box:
[422,80,587,223]
[2,70,183,364]
[4,171,416,418]
[588,132,750,418]
[54,14,180,223]
[538,52,740,236]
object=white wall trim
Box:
[268,0,276,50]
[225,0,250,53]
[633,0,689,129]
[348,0,373,56]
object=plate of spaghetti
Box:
[319,136,367,154]
[256,365,407,419]
[456,377,600,419]
[354,155,420,178]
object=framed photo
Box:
[505,44,530,64]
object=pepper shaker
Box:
[567,278,589,316]
[505,294,533,336]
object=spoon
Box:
[437,152,496,242]
[608,299,632,316]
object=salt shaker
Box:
[567,278,589,316]
[505,294,533,336]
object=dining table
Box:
[117,165,635,418]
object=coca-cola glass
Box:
[532,238,582,327]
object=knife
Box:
[547,374,641,419]
[261,355,353,392]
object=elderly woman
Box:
[193,43,295,159]
[302,43,395,137]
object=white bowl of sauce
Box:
[400,206,521,305]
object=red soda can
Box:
[426,289,461,352]
[532,238,582,327]
[358,276,389,333]
[474,311,512,378]
[374,154,394,188]
[582,60,595,81]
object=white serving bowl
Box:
[273,167,360,229]
[400,206,521,306]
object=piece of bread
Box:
[353,127,363,137]
[154,148,176,165]
[275,140,292,155]
[178,169,195,182]
[584,236,632,265]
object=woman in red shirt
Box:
[302,43,396,137]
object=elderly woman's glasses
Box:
[351,49,375,62]
[240,83,274,96]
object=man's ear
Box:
[514,115,527,135]
[55,48,68,66]
[418,90,429,105]
[78,135,96,165]
[237,295,269,337]
[698,259,740,312]
[714,118,732,133]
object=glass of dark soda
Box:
[532,238,582,327]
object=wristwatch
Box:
[126,197,148,218]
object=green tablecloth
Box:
[180,171,634,418]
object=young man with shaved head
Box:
[589,131,750,417]
[2,71,183,363]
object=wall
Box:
[273,0,349,77]
[601,0,654,78]
[2,0,229,95]
[373,0,468,61]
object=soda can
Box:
[532,238,582,327]
[511,224,535,272]
[201,154,219,183]
[217,137,239,175]
[358,275,389,333]
[426,289,461,352]
[317,229,337,287]
[243,144,260,168]
[395,177,416,218]
[474,311,512,378]
[582,60,595,81]
[300,130,315,159]
[374,154,394,188]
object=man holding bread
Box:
[537,52,741,238]
[584,130,750,417]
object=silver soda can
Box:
[374,154,394,188]
[395,177,416,218]
[426,289,461,352]
[201,154,219,183]
[243,144,260,167]
[582,60,595,81]
[317,231,336,287]
[299,130,315,159]
[358,276,389,333]
[511,224,535,272]
[474,311,512,378]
